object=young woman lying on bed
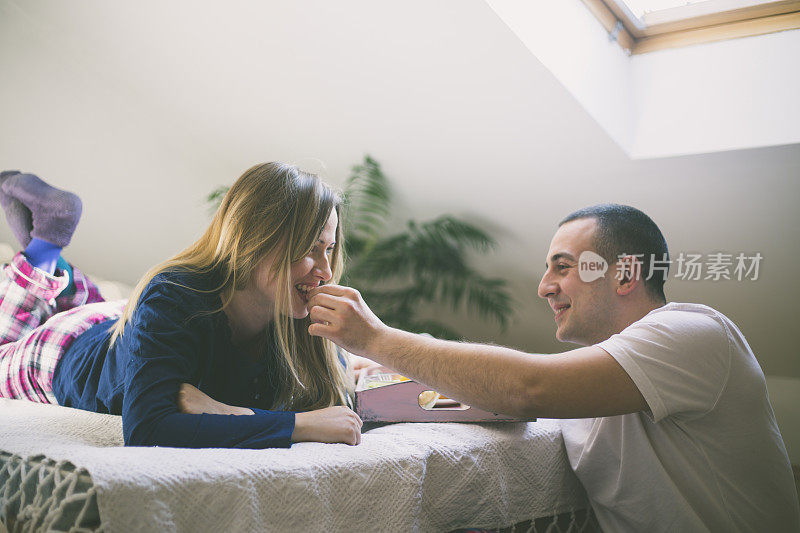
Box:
[0,164,365,448]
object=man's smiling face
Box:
[537,217,618,346]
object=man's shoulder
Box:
[649,301,722,318]
[617,302,732,350]
[597,302,738,423]
[643,302,729,329]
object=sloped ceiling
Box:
[488,0,800,158]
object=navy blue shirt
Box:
[52,268,295,449]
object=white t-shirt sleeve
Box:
[597,309,732,423]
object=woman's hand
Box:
[292,406,363,446]
[349,354,386,383]
[177,383,254,416]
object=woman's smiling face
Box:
[250,208,338,319]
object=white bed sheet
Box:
[0,399,587,532]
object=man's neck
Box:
[617,298,665,333]
[584,298,664,346]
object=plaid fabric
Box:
[0,252,125,403]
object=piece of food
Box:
[363,373,411,389]
[418,390,441,409]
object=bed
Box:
[0,399,597,532]
[0,248,596,532]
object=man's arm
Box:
[307,285,647,419]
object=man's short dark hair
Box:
[559,204,669,302]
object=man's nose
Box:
[538,271,557,299]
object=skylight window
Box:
[623,0,711,18]
[581,0,800,53]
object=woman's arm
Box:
[178,383,362,445]
[120,274,363,448]
[177,383,254,416]
[120,274,294,448]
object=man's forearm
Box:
[307,285,649,420]
[306,284,542,417]
[365,327,540,418]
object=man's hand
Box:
[177,383,254,416]
[292,406,363,445]
[306,285,388,356]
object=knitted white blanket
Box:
[0,399,587,532]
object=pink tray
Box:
[354,379,535,423]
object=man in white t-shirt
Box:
[307,203,800,532]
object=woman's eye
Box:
[309,246,334,257]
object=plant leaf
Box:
[420,216,496,253]
[207,186,229,214]
[343,155,391,250]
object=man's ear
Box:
[615,255,642,296]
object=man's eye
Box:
[557,264,569,270]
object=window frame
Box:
[581,0,800,54]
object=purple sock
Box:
[24,238,61,275]
[0,173,82,248]
[0,170,33,248]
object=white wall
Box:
[485,0,635,154]
[631,29,800,158]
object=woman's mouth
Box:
[295,283,318,303]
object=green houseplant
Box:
[208,156,513,340]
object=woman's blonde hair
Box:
[108,162,350,410]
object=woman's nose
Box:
[316,255,333,282]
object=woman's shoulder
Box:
[140,266,224,310]
[151,266,223,291]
